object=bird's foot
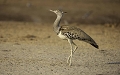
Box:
[67,55,71,63]
[67,55,72,66]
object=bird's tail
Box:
[80,39,99,49]
[78,36,99,49]
[82,39,99,49]
[77,29,99,49]
[90,43,99,49]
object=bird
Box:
[50,9,99,66]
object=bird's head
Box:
[50,9,67,16]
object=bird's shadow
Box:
[106,62,120,64]
[99,49,120,64]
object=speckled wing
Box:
[60,25,99,48]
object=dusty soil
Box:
[0,21,120,75]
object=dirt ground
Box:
[0,21,120,75]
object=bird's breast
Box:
[57,31,67,40]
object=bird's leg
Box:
[67,48,73,66]
[67,40,78,66]
[67,39,73,66]
[72,41,78,53]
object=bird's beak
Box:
[49,9,54,12]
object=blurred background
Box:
[0,0,120,25]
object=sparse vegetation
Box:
[0,0,120,25]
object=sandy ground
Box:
[0,21,120,75]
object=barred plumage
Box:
[59,25,98,48]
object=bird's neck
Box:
[53,15,62,33]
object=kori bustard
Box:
[50,9,99,66]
